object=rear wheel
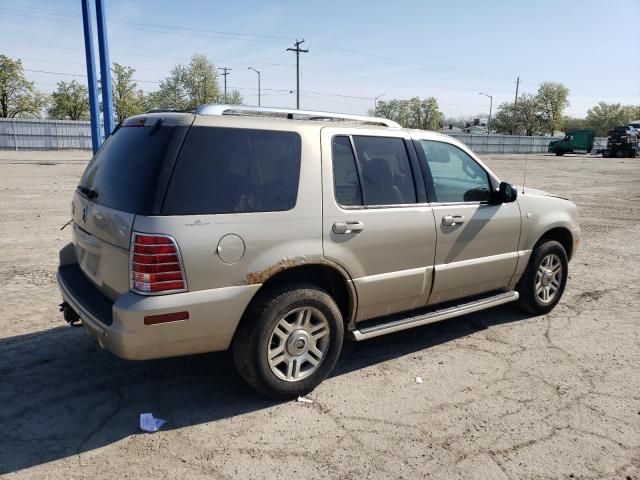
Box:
[516,240,568,314]
[233,284,344,399]
[555,149,564,156]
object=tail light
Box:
[130,232,187,294]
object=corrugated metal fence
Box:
[445,133,561,154]
[0,118,96,150]
[0,118,605,154]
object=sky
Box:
[1,0,639,119]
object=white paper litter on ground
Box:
[296,396,314,403]
[415,376,423,384]
[140,413,166,432]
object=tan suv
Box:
[57,105,580,399]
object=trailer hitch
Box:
[59,302,82,327]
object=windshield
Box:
[78,124,188,214]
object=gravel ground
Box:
[0,150,638,479]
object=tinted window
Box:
[78,125,185,213]
[332,136,362,206]
[418,140,490,203]
[163,127,301,215]
[352,136,416,205]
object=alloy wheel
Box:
[267,307,330,382]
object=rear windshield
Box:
[78,124,187,213]
[162,127,302,215]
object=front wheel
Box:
[516,240,569,314]
[233,284,344,399]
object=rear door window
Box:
[163,127,302,215]
[332,136,363,206]
[352,136,417,205]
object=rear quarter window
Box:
[163,127,302,215]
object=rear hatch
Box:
[71,113,192,300]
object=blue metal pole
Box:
[81,0,101,153]
[95,0,114,138]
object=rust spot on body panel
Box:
[245,256,309,285]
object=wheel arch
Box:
[534,227,574,260]
[239,261,357,329]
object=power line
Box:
[7,4,293,43]
[1,42,293,73]
[2,6,409,67]
[23,68,160,84]
[14,68,570,106]
[1,9,294,46]
[286,40,309,109]
[4,6,639,99]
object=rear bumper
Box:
[57,263,260,360]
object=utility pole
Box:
[374,93,386,113]
[248,67,261,106]
[287,39,309,109]
[512,76,520,134]
[219,67,231,103]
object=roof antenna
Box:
[522,152,528,194]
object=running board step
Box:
[351,291,519,341]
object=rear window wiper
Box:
[77,185,99,200]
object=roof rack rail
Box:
[144,108,193,114]
[193,104,401,128]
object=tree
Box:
[111,63,146,121]
[562,116,586,132]
[492,102,516,134]
[516,94,544,136]
[225,89,243,105]
[147,53,241,110]
[492,94,543,136]
[48,80,89,120]
[373,97,442,130]
[536,82,570,135]
[585,102,636,135]
[0,54,48,118]
[622,105,640,122]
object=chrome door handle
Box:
[333,221,365,234]
[442,215,465,226]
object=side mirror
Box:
[497,182,518,203]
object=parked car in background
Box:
[602,126,639,158]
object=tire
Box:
[516,240,569,315]
[555,150,564,156]
[232,283,344,399]
[602,150,611,158]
